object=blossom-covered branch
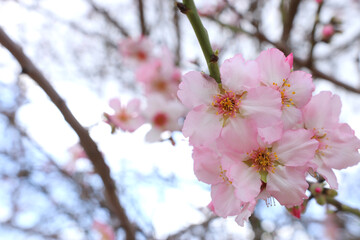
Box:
[0,27,136,240]
[177,0,221,83]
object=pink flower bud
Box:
[322,24,335,39]
[285,53,293,69]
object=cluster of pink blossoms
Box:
[177,48,360,226]
[105,36,186,142]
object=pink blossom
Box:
[65,143,88,173]
[93,220,115,240]
[193,145,245,218]
[302,91,360,189]
[256,48,315,130]
[198,0,226,17]
[178,54,282,148]
[287,203,306,219]
[144,94,185,142]
[285,53,293,69]
[316,0,323,3]
[322,24,335,40]
[106,98,145,132]
[136,48,181,99]
[235,200,257,226]
[221,129,318,207]
[68,143,87,160]
[118,36,152,64]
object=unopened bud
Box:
[310,183,324,195]
[326,189,338,198]
[316,195,326,205]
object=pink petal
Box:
[230,162,262,202]
[127,98,142,113]
[177,71,218,109]
[285,53,293,69]
[211,182,242,217]
[182,105,222,146]
[302,91,341,129]
[281,105,303,130]
[125,116,145,132]
[193,146,223,185]
[145,128,162,142]
[241,86,282,128]
[256,48,291,86]
[220,54,260,91]
[321,124,360,170]
[316,161,339,189]
[273,129,318,167]
[235,200,256,226]
[286,71,314,108]
[258,121,283,144]
[267,166,309,207]
[109,98,122,111]
[219,117,259,153]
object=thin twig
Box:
[327,198,360,218]
[137,0,148,35]
[0,27,136,240]
[177,0,221,83]
[173,2,181,65]
[307,1,323,67]
[88,0,129,37]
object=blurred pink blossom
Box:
[322,24,335,40]
[198,0,226,17]
[93,220,115,240]
[135,48,181,99]
[105,98,145,132]
[118,36,152,64]
[144,94,186,142]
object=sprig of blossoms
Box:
[177,48,360,226]
[104,36,186,143]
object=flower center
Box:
[152,79,168,92]
[247,148,278,173]
[272,79,296,107]
[117,110,130,122]
[212,90,241,118]
[153,113,168,127]
[219,165,232,184]
[136,51,147,61]
[311,128,330,156]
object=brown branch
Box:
[173,2,181,65]
[307,1,323,67]
[137,0,148,35]
[0,27,136,240]
[281,0,301,43]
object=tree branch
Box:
[137,0,148,35]
[326,198,360,218]
[177,0,221,83]
[0,27,136,240]
[173,2,181,66]
[88,0,129,37]
[281,0,301,43]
